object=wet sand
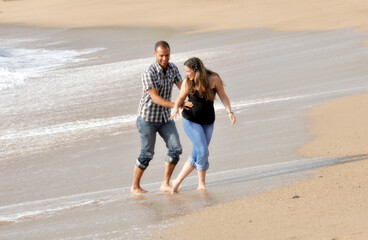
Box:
[154,157,368,240]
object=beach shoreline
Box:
[297,92,368,158]
[154,92,368,239]
[154,155,368,240]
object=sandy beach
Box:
[297,92,368,158]
[1,0,368,239]
[154,96,368,239]
[1,0,368,33]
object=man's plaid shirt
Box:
[138,61,182,122]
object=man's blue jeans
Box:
[136,116,182,170]
[182,118,214,171]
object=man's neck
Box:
[158,62,168,74]
[160,64,167,70]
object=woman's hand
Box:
[170,107,179,120]
[228,112,236,125]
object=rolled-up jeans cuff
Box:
[188,157,196,169]
[165,156,179,165]
[196,163,209,171]
[135,159,147,170]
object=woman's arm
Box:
[170,79,190,120]
[213,75,236,125]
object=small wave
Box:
[4,84,366,142]
[0,45,103,91]
[0,114,137,159]
[0,49,12,57]
[0,187,132,224]
[227,85,368,112]
[0,199,100,223]
[0,114,136,141]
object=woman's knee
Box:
[195,148,209,159]
[193,149,209,167]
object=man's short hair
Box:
[155,41,170,51]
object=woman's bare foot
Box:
[130,187,148,195]
[160,183,172,193]
[196,185,206,191]
[171,179,180,194]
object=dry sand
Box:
[0,0,368,33]
[297,92,368,158]
[2,0,368,239]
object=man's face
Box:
[154,46,170,69]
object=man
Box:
[131,41,191,195]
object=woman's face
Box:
[185,66,195,80]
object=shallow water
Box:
[1,26,368,239]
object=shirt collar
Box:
[154,61,171,73]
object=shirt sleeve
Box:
[142,69,159,90]
[172,65,182,84]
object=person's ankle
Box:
[160,182,172,192]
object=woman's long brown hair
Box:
[184,57,217,101]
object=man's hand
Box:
[180,101,193,110]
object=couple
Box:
[131,41,236,195]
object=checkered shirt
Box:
[138,61,182,122]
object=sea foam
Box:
[0,40,102,91]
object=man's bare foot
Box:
[171,179,180,194]
[130,187,148,195]
[196,185,206,191]
[160,183,172,192]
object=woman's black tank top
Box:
[182,89,216,125]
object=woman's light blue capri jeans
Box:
[182,118,214,171]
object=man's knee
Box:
[167,144,182,165]
[174,144,183,155]
[136,154,153,170]
[165,156,180,165]
[167,135,182,151]
[135,159,147,170]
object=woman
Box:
[170,57,236,193]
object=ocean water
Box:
[1,27,368,239]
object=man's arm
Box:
[175,80,183,89]
[148,89,175,108]
[148,88,192,110]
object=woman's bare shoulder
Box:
[208,74,222,88]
